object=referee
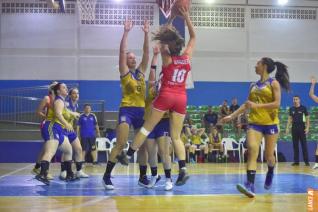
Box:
[285,95,310,166]
[77,104,101,165]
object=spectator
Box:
[203,106,218,132]
[187,127,206,163]
[230,98,240,136]
[220,100,230,118]
[237,111,248,137]
[77,104,101,165]
[208,127,224,156]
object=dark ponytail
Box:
[274,61,290,92]
[261,57,290,92]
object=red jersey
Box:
[158,55,191,95]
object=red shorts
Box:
[152,92,187,115]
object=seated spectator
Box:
[188,127,206,163]
[208,127,224,155]
[219,100,230,118]
[237,111,248,138]
[203,106,218,133]
[230,98,240,136]
[181,127,191,162]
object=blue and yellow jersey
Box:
[65,99,78,125]
[248,78,279,125]
[191,134,202,145]
[52,96,73,128]
[144,84,169,120]
[120,70,146,108]
[45,95,54,121]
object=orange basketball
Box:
[171,0,191,17]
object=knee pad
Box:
[140,127,150,136]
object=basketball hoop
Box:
[157,0,177,18]
[77,0,97,24]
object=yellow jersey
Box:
[45,95,54,121]
[52,96,73,128]
[120,70,146,108]
[181,133,188,144]
[191,134,202,145]
[248,78,279,125]
[144,85,169,120]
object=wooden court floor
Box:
[0,162,317,212]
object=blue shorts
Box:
[148,118,170,139]
[64,129,78,143]
[248,124,279,135]
[41,121,65,146]
[118,107,145,129]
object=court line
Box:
[0,164,34,180]
[51,196,111,212]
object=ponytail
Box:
[261,57,290,92]
[274,61,290,92]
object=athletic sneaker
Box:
[264,172,274,190]
[31,167,40,175]
[175,168,189,186]
[165,178,173,191]
[35,174,50,185]
[103,176,114,190]
[291,162,299,166]
[116,152,129,166]
[76,170,89,178]
[237,182,255,198]
[148,175,161,188]
[59,170,67,180]
[305,162,310,166]
[65,172,80,182]
[138,175,150,188]
[312,164,318,170]
[32,168,53,180]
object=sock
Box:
[61,162,66,172]
[127,147,136,157]
[316,155,318,163]
[247,170,256,184]
[64,160,73,175]
[35,162,41,169]
[151,167,157,176]
[76,161,83,171]
[268,165,274,174]
[139,165,147,179]
[178,160,186,170]
[164,169,171,179]
[104,161,116,178]
[40,160,49,175]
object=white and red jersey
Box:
[158,55,191,95]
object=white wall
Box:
[0,0,318,82]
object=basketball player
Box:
[32,81,58,180]
[222,58,290,198]
[309,76,318,170]
[60,88,89,180]
[102,19,150,190]
[35,83,77,185]
[145,46,173,190]
[118,7,196,186]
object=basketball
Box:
[171,0,191,17]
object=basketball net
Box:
[77,0,97,23]
[157,0,177,18]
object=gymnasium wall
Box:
[1,0,318,110]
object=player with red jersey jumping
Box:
[117,6,195,186]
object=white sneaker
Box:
[102,178,114,190]
[165,178,173,191]
[148,175,161,188]
[76,170,89,178]
[59,170,67,180]
[312,164,318,170]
